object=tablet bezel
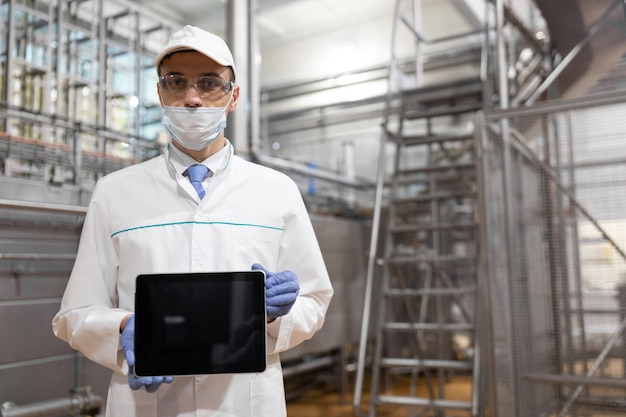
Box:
[133,270,267,377]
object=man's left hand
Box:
[252,263,300,319]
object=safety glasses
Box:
[159,74,233,99]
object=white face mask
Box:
[161,97,231,151]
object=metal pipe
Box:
[254,154,371,189]
[249,0,261,163]
[264,45,482,103]
[0,254,75,261]
[1,387,102,417]
[0,199,87,215]
[281,355,335,378]
[0,353,76,371]
[227,0,250,155]
[495,0,509,109]
[411,0,426,86]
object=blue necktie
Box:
[184,164,210,199]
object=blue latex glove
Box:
[120,315,174,392]
[252,263,300,318]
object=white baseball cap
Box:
[154,25,236,79]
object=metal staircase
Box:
[353,0,552,416]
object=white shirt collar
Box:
[167,139,233,176]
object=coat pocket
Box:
[249,365,287,417]
[232,225,283,269]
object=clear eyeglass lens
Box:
[160,75,232,97]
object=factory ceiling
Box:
[132,0,626,97]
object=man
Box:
[52,25,333,417]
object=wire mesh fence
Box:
[477,91,626,417]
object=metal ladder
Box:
[352,0,556,415]
[370,79,483,417]
[353,0,487,416]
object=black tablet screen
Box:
[134,271,266,376]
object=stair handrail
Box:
[352,0,404,414]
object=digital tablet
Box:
[133,271,267,376]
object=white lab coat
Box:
[52,142,333,417]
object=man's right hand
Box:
[120,315,174,392]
